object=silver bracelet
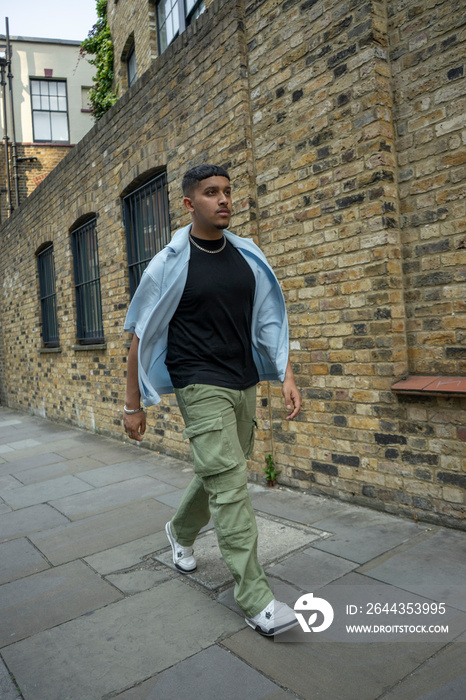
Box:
[123,405,144,414]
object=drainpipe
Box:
[0,44,12,216]
[6,19,19,208]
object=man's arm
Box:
[282,358,302,420]
[123,334,146,441]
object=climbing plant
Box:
[80,0,118,121]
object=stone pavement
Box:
[0,405,465,700]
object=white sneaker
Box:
[165,521,197,573]
[245,599,299,637]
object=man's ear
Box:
[183,196,194,213]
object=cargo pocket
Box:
[244,417,258,460]
[183,415,237,477]
[214,483,252,536]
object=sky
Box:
[3,0,98,42]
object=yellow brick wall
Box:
[0,144,73,223]
[388,0,466,375]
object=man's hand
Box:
[123,410,146,442]
[282,359,302,420]
[123,334,145,441]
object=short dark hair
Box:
[182,164,230,196]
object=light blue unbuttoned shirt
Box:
[124,224,289,406]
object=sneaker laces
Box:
[176,545,193,559]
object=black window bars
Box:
[123,172,171,297]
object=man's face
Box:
[184,176,232,232]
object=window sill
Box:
[73,343,107,351]
[31,142,73,147]
[39,346,62,354]
[391,376,466,397]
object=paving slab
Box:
[0,451,72,471]
[251,486,353,524]
[144,459,195,489]
[266,546,358,590]
[311,507,424,563]
[154,488,186,510]
[13,456,108,484]
[0,560,123,647]
[29,499,175,565]
[49,476,176,520]
[84,531,171,575]
[0,445,14,454]
[381,632,466,700]
[223,629,444,700]
[155,514,325,590]
[0,504,69,543]
[0,430,43,445]
[1,439,41,451]
[49,442,115,460]
[0,502,12,515]
[1,474,94,509]
[2,580,245,700]
[106,569,170,594]
[0,657,21,700]
[113,644,295,700]
[76,459,169,487]
[0,538,50,585]
[0,419,22,428]
[0,438,85,462]
[64,445,145,465]
[0,475,21,491]
[360,528,466,611]
[0,429,77,446]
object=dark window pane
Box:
[127,44,137,87]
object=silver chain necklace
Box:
[189,233,226,254]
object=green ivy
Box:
[80,0,118,121]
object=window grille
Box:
[123,172,171,296]
[71,218,104,343]
[156,0,205,54]
[37,244,59,347]
[30,79,69,142]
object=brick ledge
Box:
[72,343,107,351]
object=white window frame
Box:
[156,0,205,55]
[30,78,70,143]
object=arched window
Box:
[127,42,137,87]
[70,217,104,343]
[36,243,59,347]
[123,171,171,296]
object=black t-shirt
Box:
[165,234,259,390]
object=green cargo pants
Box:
[170,383,273,618]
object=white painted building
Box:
[0,34,96,219]
[1,35,95,144]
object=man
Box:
[123,164,301,636]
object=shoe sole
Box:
[165,522,197,574]
[245,617,299,637]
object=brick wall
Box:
[108,0,217,96]
[0,0,464,528]
[0,144,73,223]
[388,0,466,375]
